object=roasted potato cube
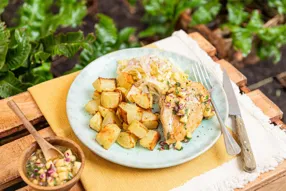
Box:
[85,100,100,115]
[92,91,101,101]
[101,91,121,109]
[117,132,138,149]
[98,106,113,118]
[115,87,127,101]
[116,109,123,123]
[139,130,160,150]
[128,120,148,138]
[96,124,121,149]
[102,112,122,128]
[117,72,134,90]
[142,110,158,121]
[122,123,129,131]
[126,85,141,102]
[142,121,159,129]
[89,112,102,131]
[93,77,116,92]
[132,93,153,109]
[117,102,142,124]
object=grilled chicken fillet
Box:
[159,81,214,144]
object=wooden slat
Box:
[16,181,84,191]
[0,92,44,138]
[0,128,54,190]
[247,90,283,121]
[239,160,286,191]
[216,59,247,87]
[189,32,217,56]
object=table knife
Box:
[223,69,256,172]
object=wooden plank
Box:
[0,92,44,138]
[239,160,286,191]
[189,32,217,56]
[216,59,247,87]
[0,128,54,190]
[247,89,283,121]
[16,181,84,191]
[256,175,286,191]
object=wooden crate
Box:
[0,32,285,191]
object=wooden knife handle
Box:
[235,115,256,172]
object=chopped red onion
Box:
[40,173,45,179]
[65,157,71,162]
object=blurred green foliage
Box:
[69,14,139,73]
[0,1,139,98]
[141,0,286,63]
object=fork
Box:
[192,63,241,156]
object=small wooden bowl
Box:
[18,137,85,191]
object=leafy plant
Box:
[141,0,286,62]
[224,1,286,63]
[18,0,87,40]
[139,0,221,38]
[0,0,87,98]
[70,14,139,72]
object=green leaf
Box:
[6,29,31,70]
[0,71,30,98]
[0,0,8,15]
[227,2,249,25]
[257,25,286,44]
[247,10,263,31]
[18,0,86,40]
[34,51,50,63]
[40,31,85,57]
[0,22,10,70]
[139,25,168,38]
[95,14,118,45]
[258,44,281,63]
[54,0,87,28]
[190,0,221,26]
[231,27,253,56]
[118,27,136,42]
[268,0,286,14]
[18,0,54,40]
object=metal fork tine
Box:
[192,64,198,82]
[202,64,212,88]
[197,64,209,89]
[194,64,203,84]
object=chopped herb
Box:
[175,87,179,94]
[185,108,189,114]
[172,110,177,115]
[177,147,183,151]
[175,82,181,87]
[68,173,73,180]
[205,95,209,101]
[167,81,170,86]
[54,178,57,185]
[163,144,170,150]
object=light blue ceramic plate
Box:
[66,48,228,169]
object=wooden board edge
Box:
[189,32,217,56]
[16,182,85,191]
[247,89,283,121]
[240,160,286,191]
[216,59,247,87]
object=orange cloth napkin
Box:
[28,70,234,191]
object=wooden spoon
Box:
[7,99,64,161]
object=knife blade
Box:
[223,69,256,172]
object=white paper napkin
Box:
[152,30,286,191]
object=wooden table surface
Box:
[0,32,285,191]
